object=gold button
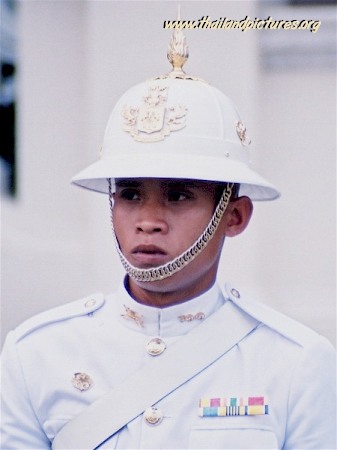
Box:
[230,288,240,299]
[85,299,96,308]
[71,372,93,391]
[144,407,163,426]
[146,337,166,356]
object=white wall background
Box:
[1,1,336,347]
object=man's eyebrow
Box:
[164,180,211,189]
[115,179,213,189]
[115,180,141,188]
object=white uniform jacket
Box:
[1,281,336,449]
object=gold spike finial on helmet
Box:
[153,6,206,82]
[167,6,189,78]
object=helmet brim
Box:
[71,152,280,201]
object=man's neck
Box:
[125,275,217,308]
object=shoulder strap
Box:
[52,300,259,450]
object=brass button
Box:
[230,288,240,299]
[146,337,166,356]
[84,299,96,308]
[144,407,163,426]
[71,372,93,391]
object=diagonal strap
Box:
[52,300,259,450]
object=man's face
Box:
[112,178,228,305]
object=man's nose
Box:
[135,201,169,234]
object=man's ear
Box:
[223,196,253,237]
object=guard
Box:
[1,18,335,450]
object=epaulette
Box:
[13,293,105,343]
[224,283,319,347]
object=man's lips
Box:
[131,245,168,266]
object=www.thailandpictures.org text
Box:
[163,16,321,33]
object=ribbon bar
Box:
[198,396,268,417]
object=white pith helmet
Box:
[72,27,280,202]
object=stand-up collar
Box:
[108,279,226,338]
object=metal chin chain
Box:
[108,179,233,282]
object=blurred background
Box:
[1,0,336,347]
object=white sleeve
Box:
[283,335,336,449]
[0,331,51,449]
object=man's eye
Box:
[167,191,190,202]
[120,189,140,201]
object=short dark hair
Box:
[214,183,240,206]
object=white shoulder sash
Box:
[52,299,259,450]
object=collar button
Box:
[146,337,166,356]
